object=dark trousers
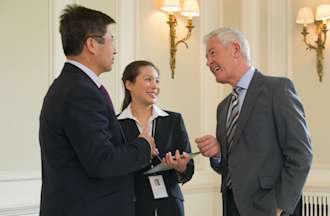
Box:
[225,189,301,216]
[135,197,184,216]
[226,188,240,216]
[290,196,302,216]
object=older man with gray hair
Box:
[196,27,312,216]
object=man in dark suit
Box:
[39,5,156,216]
[196,27,313,216]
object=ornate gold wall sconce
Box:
[296,4,330,82]
[161,0,200,78]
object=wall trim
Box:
[287,0,293,80]
[0,205,39,216]
[0,171,40,182]
[48,0,54,85]
[0,171,40,216]
[1,165,329,215]
[116,0,138,109]
[267,0,289,77]
[304,164,330,193]
[241,0,260,67]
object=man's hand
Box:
[162,150,190,173]
[195,135,220,157]
[276,208,283,216]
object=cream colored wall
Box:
[290,0,330,167]
[0,0,49,171]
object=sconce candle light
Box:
[161,0,200,78]
[296,4,330,82]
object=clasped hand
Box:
[195,134,221,157]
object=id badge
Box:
[148,175,168,199]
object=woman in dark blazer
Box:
[118,60,194,216]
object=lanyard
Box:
[150,118,162,164]
[152,119,156,137]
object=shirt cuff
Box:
[211,155,221,164]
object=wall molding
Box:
[48,0,54,85]
[287,0,293,80]
[241,0,260,67]
[0,171,40,183]
[115,0,138,110]
[0,205,38,216]
[0,171,40,216]
[304,164,330,193]
[267,0,289,77]
[1,164,329,215]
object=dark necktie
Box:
[226,87,241,189]
[99,85,115,112]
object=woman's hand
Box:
[162,150,190,173]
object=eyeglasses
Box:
[84,34,115,44]
[84,35,105,44]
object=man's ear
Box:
[231,42,241,58]
[85,37,98,54]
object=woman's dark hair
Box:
[121,60,160,111]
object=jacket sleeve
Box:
[272,78,313,213]
[210,102,226,175]
[210,156,223,174]
[63,84,151,178]
[174,113,195,184]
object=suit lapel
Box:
[128,119,140,138]
[153,117,169,156]
[232,70,265,147]
[120,119,140,142]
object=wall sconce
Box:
[161,0,200,78]
[296,4,330,82]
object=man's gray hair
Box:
[204,27,251,63]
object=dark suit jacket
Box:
[39,63,151,216]
[211,70,312,216]
[119,112,194,203]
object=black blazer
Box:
[119,111,194,201]
[39,63,151,216]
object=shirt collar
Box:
[67,60,102,88]
[236,66,255,90]
[117,104,169,120]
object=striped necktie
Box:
[226,87,241,188]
